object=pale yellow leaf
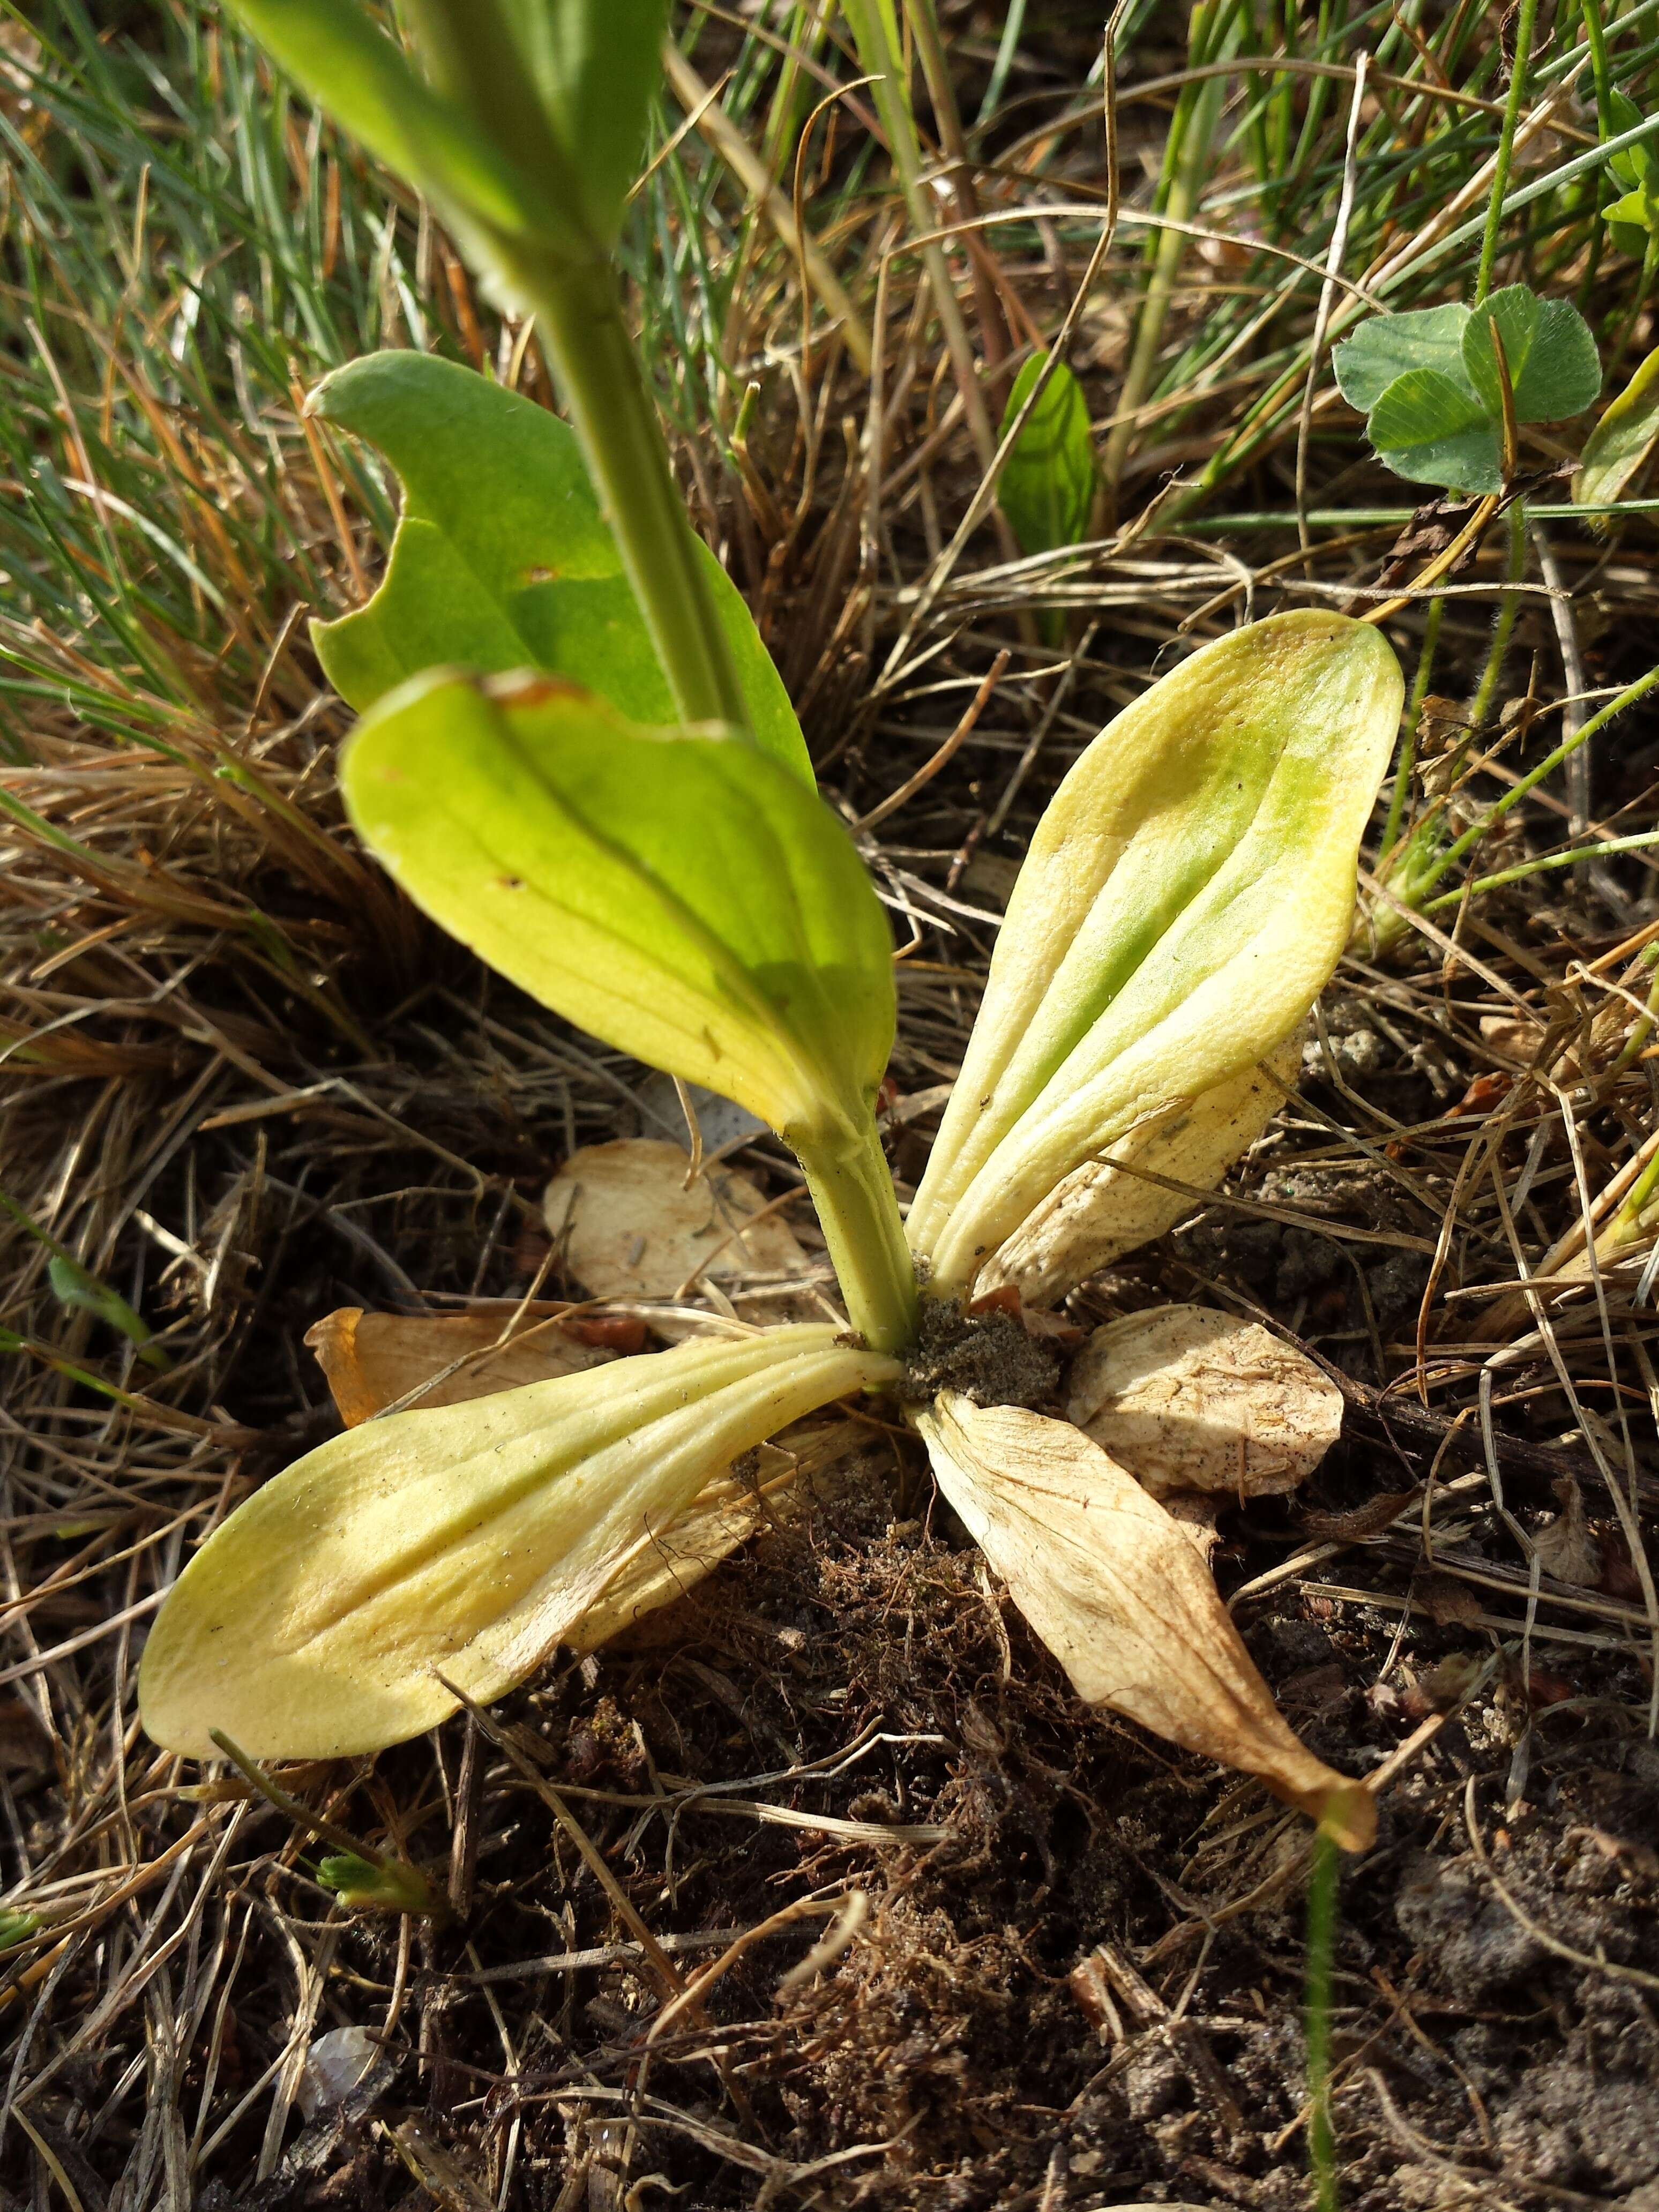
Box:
[1065,1305,1344,1499]
[908,614,1401,1296]
[1573,345,1659,513]
[914,1393,1375,1847]
[979,1037,1300,1307]
[141,1326,896,1760]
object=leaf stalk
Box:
[794,1116,918,1356]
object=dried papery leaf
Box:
[1160,1491,1223,1563]
[914,1394,1375,1848]
[1065,1306,1344,1501]
[306,1306,611,1426]
[544,1140,818,1333]
[979,1037,1301,1308]
[1533,1478,1601,1589]
[908,615,1401,1297]
[140,1327,896,1761]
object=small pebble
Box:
[297,2025,379,2120]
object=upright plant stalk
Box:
[1467,503,1527,728]
[504,243,750,731]
[406,0,749,734]
[1475,0,1541,304]
[1378,595,1443,865]
[795,1118,918,1354]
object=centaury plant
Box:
[138,0,1404,1854]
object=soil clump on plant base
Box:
[896,1294,1061,1409]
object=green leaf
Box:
[1608,88,1653,188]
[1463,286,1601,424]
[312,352,812,787]
[907,612,1403,1297]
[1332,302,1473,414]
[507,0,672,245]
[1575,345,1659,510]
[140,1327,898,1757]
[341,671,893,1143]
[222,0,573,256]
[1607,183,1659,242]
[1364,366,1501,493]
[46,1255,168,1370]
[997,353,1097,557]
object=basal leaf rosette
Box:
[140,1326,897,1760]
[915,1394,1376,1850]
[907,613,1402,1302]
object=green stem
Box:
[1305,1824,1341,2212]
[842,0,997,469]
[1379,595,1444,864]
[1104,10,1229,498]
[506,248,750,731]
[401,0,749,734]
[795,1116,918,1356]
[1422,825,1659,912]
[1475,0,1541,303]
[1467,502,1528,729]
[1417,660,1659,898]
[1581,0,1616,136]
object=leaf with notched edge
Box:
[310,353,812,785]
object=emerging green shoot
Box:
[997,353,1098,645]
[315,1853,444,1918]
[0,1909,40,1952]
[997,353,1098,565]
[1603,89,1659,254]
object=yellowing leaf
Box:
[1574,345,1659,513]
[140,1326,896,1760]
[908,614,1401,1298]
[307,1305,612,1426]
[1065,1305,1344,1500]
[569,1416,865,1653]
[977,1036,1300,1307]
[914,1394,1375,1848]
[341,671,894,1147]
[309,1307,868,1661]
